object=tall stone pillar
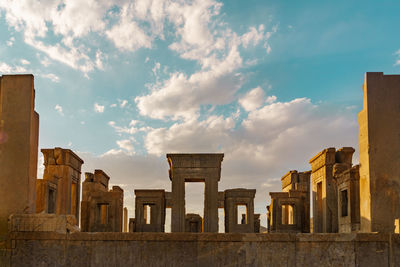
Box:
[171,176,185,232]
[123,207,128,232]
[0,75,39,235]
[204,177,218,232]
[358,72,400,233]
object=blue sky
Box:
[1,0,399,229]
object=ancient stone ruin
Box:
[81,170,124,232]
[0,73,399,266]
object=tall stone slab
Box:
[358,72,400,232]
[0,75,39,235]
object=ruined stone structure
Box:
[167,153,224,233]
[36,148,84,224]
[134,189,165,232]
[309,147,355,233]
[224,188,256,233]
[2,72,400,266]
[335,165,361,233]
[185,213,202,232]
[0,75,39,235]
[268,171,311,233]
[81,170,124,232]
[359,72,400,233]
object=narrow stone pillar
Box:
[171,176,185,232]
[204,177,219,232]
[123,207,128,232]
[0,75,39,235]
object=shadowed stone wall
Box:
[0,232,399,266]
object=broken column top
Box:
[41,147,84,171]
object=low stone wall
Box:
[1,232,399,266]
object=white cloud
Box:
[0,0,113,75]
[6,36,15,46]
[239,86,266,112]
[395,49,400,66]
[41,73,60,83]
[95,50,104,70]
[20,59,30,65]
[135,1,275,121]
[266,95,277,104]
[94,103,105,113]
[54,104,64,116]
[120,99,128,108]
[152,62,160,76]
[0,62,26,73]
[116,139,135,155]
[108,120,149,135]
[135,45,244,121]
[106,3,152,52]
[38,55,51,67]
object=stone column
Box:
[0,75,39,235]
[123,207,128,232]
[204,177,218,232]
[171,176,185,232]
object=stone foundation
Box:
[0,232,399,266]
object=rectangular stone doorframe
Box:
[167,153,224,233]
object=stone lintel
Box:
[224,188,256,198]
[169,168,222,181]
[41,147,84,172]
[135,189,165,198]
[167,153,224,168]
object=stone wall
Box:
[0,232,399,266]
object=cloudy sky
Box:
[1,0,399,230]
